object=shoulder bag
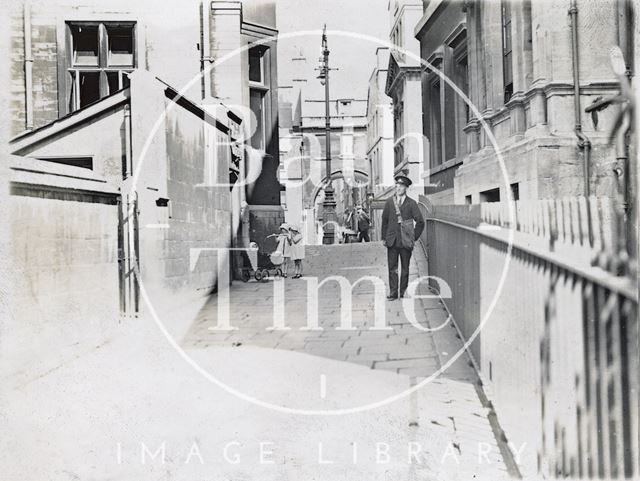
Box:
[393,197,415,249]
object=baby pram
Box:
[240,240,284,282]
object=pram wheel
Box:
[275,268,283,278]
[254,270,263,281]
[261,269,270,280]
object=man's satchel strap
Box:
[392,196,403,224]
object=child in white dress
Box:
[289,224,305,278]
[268,223,292,277]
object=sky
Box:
[275,0,390,102]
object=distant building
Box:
[414,0,637,204]
[385,0,425,198]
[278,75,369,243]
[366,47,394,239]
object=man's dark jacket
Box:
[381,196,425,248]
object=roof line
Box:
[10,90,129,153]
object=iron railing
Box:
[420,195,638,479]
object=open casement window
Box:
[248,45,269,151]
[66,22,136,112]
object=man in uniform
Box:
[355,205,371,242]
[380,174,425,300]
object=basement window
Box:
[480,188,501,203]
[67,22,136,112]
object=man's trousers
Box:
[387,245,412,297]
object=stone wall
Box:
[10,72,238,325]
[10,7,26,136]
[125,72,235,318]
[10,5,59,137]
[6,158,120,385]
[162,94,232,295]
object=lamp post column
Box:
[321,26,337,244]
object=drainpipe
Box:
[23,1,33,130]
[569,0,592,197]
[616,0,633,77]
[123,104,132,178]
[615,0,632,213]
[200,0,212,100]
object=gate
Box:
[118,192,139,316]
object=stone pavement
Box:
[185,242,468,379]
[3,241,520,481]
[181,241,518,479]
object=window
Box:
[67,22,135,112]
[451,31,469,158]
[501,0,513,103]
[510,182,520,201]
[248,46,270,151]
[428,73,443,167]
[107,26,134,66]
[393,99,404,166]
[249,48,264,83]
[523,0,534,88]
[38,156,93,170]
[480,188,501,203]
[455,54,469,124]
[465,195,472,204]
[249,89,266,150]
[71,25,98,65]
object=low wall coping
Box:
[9,155,120,197]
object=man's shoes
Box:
[386,295,398,301]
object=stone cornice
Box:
[385,51,423,96]
[414,0,446,39]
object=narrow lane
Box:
[182,241,516,479]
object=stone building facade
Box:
[385,0,425,198]
[366,47,394,239]
[415,0,638,205]
[278,88,369,244]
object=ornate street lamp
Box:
[317,24,337,244]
